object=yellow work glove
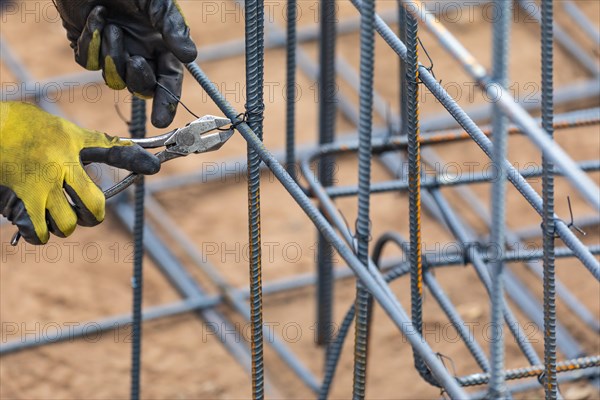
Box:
[0,101,160,245]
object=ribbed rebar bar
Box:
[457,356,600,387]
[352,0,376,396]
[129,97,146,400]
[316,0,337,347]
[469,368,600,399]
[144,108,599,194]
[488,1,512,397]
[325,159,600,198]
[398,3,408,136]
[405,9,437,388]
[285,0,297,180]
[541,0,558,398]
[244,0,266,396]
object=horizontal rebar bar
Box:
[141,107,598,195]
[0,295,221,355]
[468,367,600,399]
[324,160,600,198]
[456,356,600,387]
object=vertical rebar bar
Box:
[405,10,435,388]
[245,0,265,397]
[541,0,558,398]
[316,0,337,347]
[129,97,146,400]
[488,1,512,397]
[352,0,375,397]
[285,0,297,180]
[398,3,408,137]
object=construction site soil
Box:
[1,1,599,399]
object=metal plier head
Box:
[104,115,234,199]
[157,115,234,162]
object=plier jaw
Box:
[162,115,233,158]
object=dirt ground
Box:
[1,0,599,399]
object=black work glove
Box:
[54,0,198,128]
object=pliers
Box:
[10,115,234,246]
[104,114,234,198]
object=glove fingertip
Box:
[134,150,161,175]
[151,108,176,128]
[173,39,197,63]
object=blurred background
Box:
[1,0,599,398]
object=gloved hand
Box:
[54,0,197,128]
[0,101,160,245]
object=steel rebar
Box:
[541,0,558,397]
[285,0,297,180]
[405,9,438,389]
[4,243,598,355]
[142,195,321,392]
[488,1,512,396]
[352,0,376,395]
[129,97,146,400]
[469,368,600,399]
[244,0,266,396]
[457,356,600,387]
[316,0,337,348]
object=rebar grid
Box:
[1,1,599,399]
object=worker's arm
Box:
[0,101,160,245]
[53,0,197,128]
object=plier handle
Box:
[104,115,233,198]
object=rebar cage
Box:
[1,0,599,399]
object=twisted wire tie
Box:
[540,196,587,239]
[218,103,266,132]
